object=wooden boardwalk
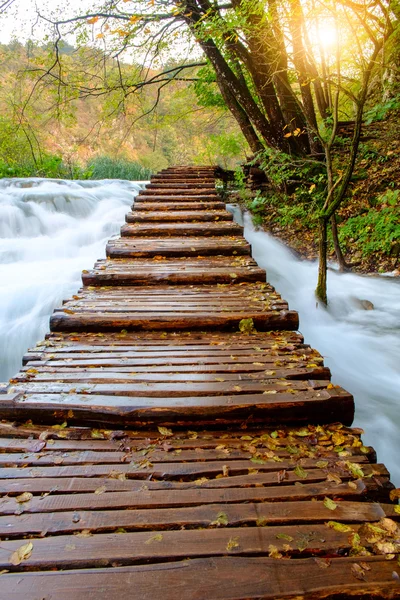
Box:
[0,166,399,598]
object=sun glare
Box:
[317,23,338,50]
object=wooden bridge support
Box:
[0,166,399,598]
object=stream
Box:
[0,178,144,380]
[0,179,398,484]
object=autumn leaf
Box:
[250,457,266,465]
[158,426,173,437]
[268,544,283,558]
[94,486,107,495]
[276,533,293,542]
[345,461,364,479]
[314,557,331,569]
[9,542,33,566]
[326,521,353,533]
[15,492,33,504]
[87,16,99,24]
[324,497,337,511]
[194,477,208,486]
[389,489,400,502]
[327,472,342,485]
[351,563,366,581]
[145,533,163,544]
[226,537,240,551]
[294,466,308,479]
[211,512,229,526]
[74,529,92,538]
[238,318,256,334]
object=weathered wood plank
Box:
[49,309,299,332]
[0,464,387,494]
[1,556,399,599]
[121,222,243,236]
[106,237,251,258]
[0,479,375,514]
[132,201,226,210]
[134,194,220,202]
[0,500,389,537]
[0,523,389,571]
[0,387,355,427]
[126,210,233,222]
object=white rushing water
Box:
[229,205,400,486]
[0,178,145,380]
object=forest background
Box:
[0,0,399,293]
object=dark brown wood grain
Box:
[1,556,399,599]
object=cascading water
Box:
[229,205,400,486]
[0,178,145,380]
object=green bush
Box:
[0,153,86,179]
[338,203,400,256]
[86,156,152,180]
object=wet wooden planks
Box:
[106,236,251,257]
[1,165,399,598]
[0,422,398,598]
[4,330,354,427]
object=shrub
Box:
[86,156,152,180]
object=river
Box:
[0,178,145,380]
[0,179,398,485]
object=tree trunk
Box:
[217,77,264,154]
[289,0,323,155]
[316,216,328,305]
[230,0,309,155]
[330,213,348,271]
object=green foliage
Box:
[338,201,400,257]
[86,156,152,180]
[254,149,327,203]
[0,153,87,179]
[275,203,311,228]
[364,96,400,125]
[192,65,226,108]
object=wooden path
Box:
[0,165,399,598]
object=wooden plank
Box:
[0,464,387,494]
[1,556,399,599]
[126,210,233,222]
[0,500,388,537]
[0,479,375,515]
[146,183,216,189]
[0,454,371,478]
[134,194,220,202]
[49,309,299,332]
[0,523,390,571]
[13,365,330,383]
[81,267,266,286]
[121,222,244,236]
[12,378,330,395]
[0,388,354,427]
[132,202,226,210]
[106,237,251,258]
[138,188,219,196]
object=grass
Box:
[86,156,152,181]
